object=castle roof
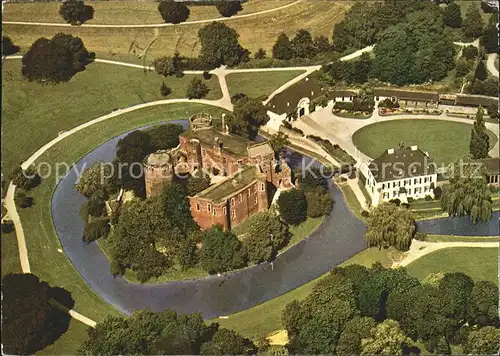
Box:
[182,127,250,157]
[197,166,261,202]
[145,150,172,166]
[368,146,436,183]
[247,142,274,158]
[374,88,439,102]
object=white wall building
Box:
[363,146,438,206]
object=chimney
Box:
[388,148,395,154]
[411,145,418,151]
[221,113,227,134]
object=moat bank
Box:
[51,121,499,318]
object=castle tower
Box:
[144,150,175,198]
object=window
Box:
[424,177,427,183]
[213,209,217,216]
[196,203,200,211]
[419,178,422,184]
[248,189,251,197]
[393,191,398,197]
[382,183,385,189]
[223,207,227,215]
[239,194,243,202]
[207,204,211,212]
[393,182,396,188]
[414,178,418,185]
[254,196,258,204]
[232,209,236,219]
[260,183,265,191]
[383,192,389,199]
[231,198,235,205]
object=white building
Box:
[363,146,437,206]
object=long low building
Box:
[374,88,440,106]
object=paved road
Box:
[2,0,302,28]
[487,53,499,78]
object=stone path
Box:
[2,0,302,28]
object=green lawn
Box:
[337,182,365,221]
[2,59,221,177]
[36,319,90,355]
[1,230,22,276]
[226,71,304,99]
[426,235,500,243]
[352,120,498,166]
[213,247,398,339]
[15,103,228,322]
[406,247,498,284]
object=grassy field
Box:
[426,234,500,242]
[15,103,228,322]
[3,0,295,24]
[337,182,365,221]
[36,319,90,355]
[213,246,398,339]
[352,120,498,166]
[2,59,221,177]
[226,70,304,99]
[406,247,498,284]
[3,1,350,60]
[1,229,22,276]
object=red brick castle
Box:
[144,113,293,231]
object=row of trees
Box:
[272,29,331,60]
[282,264,499,354]
[158,0,243,24]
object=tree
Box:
[10,165,41,190]
[470,107,490,159]
[228,97,269,140]
[160,82,171,97]
[291,29,317,58]
[272,33,294,60]
[215,0,242,17]
[455,57,473,77]
[146,123,184,151]
[471,77,498,96]
[83,218,110,243]
[80,309,216,355]
[480,24,499,54]
[474,60,488,81]
[467,280,499,327]
[269,131,290,156]
[158,0,190,24]
[314,35,331,53]
[337,317,376,355]
[2,273,73,354]
[364,202,416,251]
[443,2,462,28]
[59,0,94,25]
[348,52,372,84]
[361,319,413,355]
[305,187,333,218]
[435,336,452,355]
[254,48,267,59]
[160,182,197,234]
[87,191,106,217]
[22,33,94,84]
[462,3,484,39]
[1,220,14,234]
[153,56,177,77]
[15,189,34,208]
[438,272,474,324]
[200,225,245,274]
[200,328,256,355]
[198,22,249,67]
[277,189,308,226]
[464,326,500,355]
[75,162,118,198]
[440,165,493,224]
[187,77,209,99]
[2,36,20,55]
[462,45,478,60]
[186,173,211,195]
[243,212,290,263]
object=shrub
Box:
[401,202,411,209]
[10,165,41,191]
[202,70,212,80]
[186,78,209,99]
[389,198,401,206]
[59,0,94,25]
[414,232,427,241]
[160,82,171,97]
[83,217,110,243]
[306,188,333,218]
[277,189,308,225]
[87,192,106,217]
[424,195,433,201]
[2,37,20,56]
[14,190,33,209]
[378,98,400,109]
[254,48,267,59]
[334,101,354,111]
[361,210,370,218]
[215,0,242,17]
[1,220,15,234]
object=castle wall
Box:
[144,164,173,198]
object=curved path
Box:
[487,53,499,78]
[2,0,302,28]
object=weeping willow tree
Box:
[364,202,416,251]
[441,161,493,224]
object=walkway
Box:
[1,0,302,28]
[394,240,499,267]
[487,53,499,78]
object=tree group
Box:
[158,0,190,24]
[59,0,94,25]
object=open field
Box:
[213,246,399,339]
[406,247,498,284]
[15,103,228,322]
[2,0,295,24]
[2,59,221,177]
[1,229,22,276]
[3,1,350,60]
[36,319,90,355]
[226,70,304,99]
[352,120,498,166]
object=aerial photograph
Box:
[1,0,499,354]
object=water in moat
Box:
[51,120,499,318]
